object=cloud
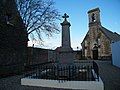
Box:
[28,33,85,50]
[28,34,61,50]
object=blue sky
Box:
[29,0,120,50]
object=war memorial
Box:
[21,13,103,90]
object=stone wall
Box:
[0,0,27,77]
[27,47,53,65]
[99,31,111,59]
[73,51,82,60]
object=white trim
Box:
[21,77,104,90]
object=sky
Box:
[28,0,120,50]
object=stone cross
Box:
[57,13,73,64]
[62,13,69,21]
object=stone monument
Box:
[56,13,73,64]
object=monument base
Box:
[55,47,74,64]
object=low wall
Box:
[112,40,120,68]
[21,77,104,90]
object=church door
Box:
[92,44,98,60]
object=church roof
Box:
[100,27,120,43]
[88,8,100,13]
[81,31,89,44]
[81,26,120,45]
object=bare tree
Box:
[16,0,61,44]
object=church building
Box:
[81,8,120,60]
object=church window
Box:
[98,38,100,46]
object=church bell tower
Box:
[88,8,101,59]
[88,8,101,25]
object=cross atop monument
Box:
[62,13,69,21]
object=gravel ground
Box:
[0,60,120,90]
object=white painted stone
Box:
[21,77,104,90]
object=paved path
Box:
[96,60,120,90]
[0,75,68,90]
[0,60,120,90]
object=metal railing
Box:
[24,61,99,81]
[93,61,99,81]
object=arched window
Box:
[92,13,96,22]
